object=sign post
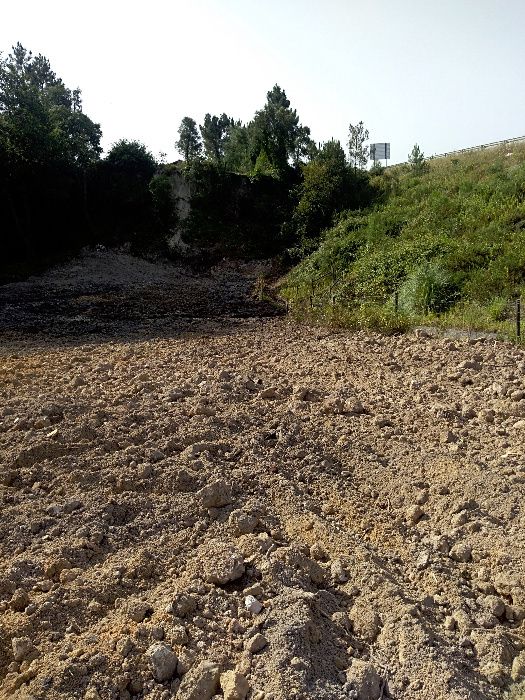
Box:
[370,143,391,167]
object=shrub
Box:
[398,261,458,314]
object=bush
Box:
[398,261,458,314]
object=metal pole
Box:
[517,298,521,339]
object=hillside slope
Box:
[284,144,525,335]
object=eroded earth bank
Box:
[1,251,525,700]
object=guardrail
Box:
[390,134,525,167]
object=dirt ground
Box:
[1,250,525,700]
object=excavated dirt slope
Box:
[1,250,525,700]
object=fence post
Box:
[517,298,521,339]
[394,291,399,315]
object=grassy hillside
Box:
[282,143,525,336]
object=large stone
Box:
[146,642,178,682]
[177,660,220,700]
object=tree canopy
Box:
[176,116,202,162]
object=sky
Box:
[2,0,525,165]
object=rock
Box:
[245,595,263,614]
[347,660,381,700]
[444,616,456,631]
[124,599,151,623]
[374,416,393,428]
[449,543,472,563]
[172,624,188,645]
[220,670,249,700]
[10,588,30,612]
[146,642,177,682]
[331,559,348,583]
[244,633,268,654]
[451,510,468,527]
[229,509,258,535]
[483,595,506,618]
[116,636,134,657]
[149,449,166,463]
[260,387,278,399]
[197,479,232,508]
[406,505,423,525]
[310,542,328,561]
[170,593,197,618]
[44,557,72,579]
[512,651,525,681]
[348,600,381,643]
[202,543,245,585]
[176,660,220,700]
[12,637,34,662]
[322,396,346,415]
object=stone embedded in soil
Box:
[245,595,263,614]
[10,588,30,612]
[244,633,268,654]
[229,509,258,535]
[124,599,152,623]
[12,637,35,662]
[512,651,525,681]
[406,504,424,525]
[220,670,250,700]
[176,660,220,700]
[348,600,381,643]
[202,542,245,585]
[146,642,178,682]
[197,479,232,508]
[346,660,382,700]
[449,543,473,562]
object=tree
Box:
[408,143,428,175]
[222,121,251,173]
[105,139,156,179]
[348,121,369,173]
[0,43,102,260]
[176,117,202,162]
[200,113,233,165]
[249,85,306,175]
[292,124,317,166]
[291,140,350,243]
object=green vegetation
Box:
[283,144,525,338]
[3,42,522,341]
[1,44,374,273]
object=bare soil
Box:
[1,251,525,700]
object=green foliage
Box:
[176,116,202,162]
[348,121,369,172]
[105,139,156,178]
[0,43,102,261]
[199,113,233,165]
[408,143,428,175]
[284,143,525,337]
[181,160,298,257]
[248,84,313,176]
[398,261,458,314]
[288,139,377,247]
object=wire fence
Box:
[278,273,523,341]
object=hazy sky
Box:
[2,0,525,164]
